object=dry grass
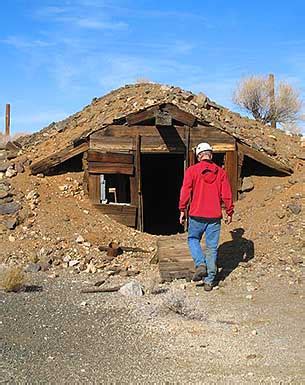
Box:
[0,266,25,292]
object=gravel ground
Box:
[1,267,305,384]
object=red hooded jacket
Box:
[179,160,234,219]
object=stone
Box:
[6,151,18,160]
[296,153,305,161]
[276,212,285,219]
[8,235,15,242]
[291,255,303,265]
[0,181,10,190]
[0,190,9,199]
[85,261,97,274]
[0,161,10,172]
[1,217,18,230]
[25,263,41,273]
[273,185,283,193]
[0,172,5,180]
[127,269,140,277]
[251,329,258,336]
[76,235,84,243]
[119,281,144,297]
[263,145,277,156]
[0,223,7,234]
[0,202,20,215]
[40,262,51,272]
[194,93,207,108]
[1,196,13,204]
[288,177,298,185]
[69,260,79,267]
[26,190,39,200]
[14,161,25,174]
[241,177,254,192]
[288,204,301,215]
[5,166,17,178]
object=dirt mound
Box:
[0,170,156,277]
[0,82,304,279]
[0,161,303,279]
[16,82,303,168]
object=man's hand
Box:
[179,211,186,225]
[224,214,233,224]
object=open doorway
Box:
[141,153,185,235]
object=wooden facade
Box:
[30,103,292,233]
[82,103,240,231]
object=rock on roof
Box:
[18,82,303,168]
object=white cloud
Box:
[60,16,128,30]
[35,4,128,31]
[1,36,53,49]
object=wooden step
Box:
[157,234,195,282]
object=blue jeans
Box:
[188,217,221,285]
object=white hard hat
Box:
[196,142,213,156]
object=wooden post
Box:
[224,150,238,201]
[185,126,190,169]
[268,74,276,128]
[237,150,244,193]
[135,135,143,231]
[5,104,11,137]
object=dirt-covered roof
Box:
[18,83,303,168]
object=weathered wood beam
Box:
[88,174,100,204]
[237,142,292,175]
[135,135,143,231]
[88,162,134,175]
[30,142,89,175]
[93,203,137,227]
[126,107,158,126]
[162,104,196,127]
[237,150,244,191]
[224,151,238,201]
[87,150,133,164]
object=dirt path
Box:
[1,265,305,384]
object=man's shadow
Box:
[216,228,254,283]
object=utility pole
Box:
[5,103,11,137]
[268,74,276,128]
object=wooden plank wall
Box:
[190,124,235,151]
[87,150,138,227]
[87,150,134,175]
[93,204,137,227]
[88,174,100,203]
[90,124,235,153]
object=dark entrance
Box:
[141,153,185,235]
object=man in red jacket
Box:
[179,142,234,291]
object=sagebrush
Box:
[0,266,25,292]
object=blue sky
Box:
[0,0,304,134]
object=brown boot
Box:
[192,264,207,282]
[204,283,213,292]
